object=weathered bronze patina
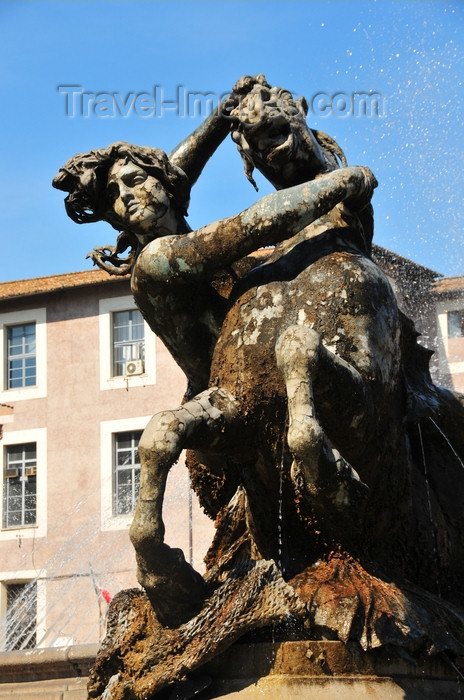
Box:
[53,75,464,699]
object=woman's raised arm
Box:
[169,97,235,187]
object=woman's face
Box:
[231,86,325,186]
[106,159,177,244]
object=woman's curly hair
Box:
[53,142,191,275]
[52,141,191,226]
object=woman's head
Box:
[53,142,191,241]
[230,75,346,189]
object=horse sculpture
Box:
[53,75,464,699]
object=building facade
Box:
[431,275,464,393]
[0,270,213,650]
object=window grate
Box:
[3,443,37,528]
[113,431,142,516]
[6,581,37,650]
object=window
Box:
[7,323,36,389]
[98,297,156,391]
[0,308,46,401]
[113,430,142,515]
[448,310,464,338]
[0,428,46,541]
[113,431,142,515]
[112,310,145,377]
[101,416,150,530]
[3,444,37,529]
[5,581,37,650]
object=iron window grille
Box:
[3,443,37,529]
[5,581,37,650]
[113,431,142,516]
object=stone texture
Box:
[1,642,462,699]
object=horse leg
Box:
[275,325,369,518]
[129,387,239,627]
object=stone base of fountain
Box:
[200,641,462,699]
[0,640,461,698]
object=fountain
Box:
[53,75,464,698]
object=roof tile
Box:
[0,269,128,300]
[433,276,464,294]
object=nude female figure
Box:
[54,124,382,624]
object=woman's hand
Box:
[344,166,378,209]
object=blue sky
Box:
[1,0,463,282]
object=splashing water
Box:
[429,417,464,471]
[0,494,138,651]
[443,652,464,695]
[417,422,441,598]
[0,458,211,652]
[277,423,289,577]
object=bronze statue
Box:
[53,75,464,699]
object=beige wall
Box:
[435,298,464,393]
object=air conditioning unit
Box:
[125,360,144,377]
